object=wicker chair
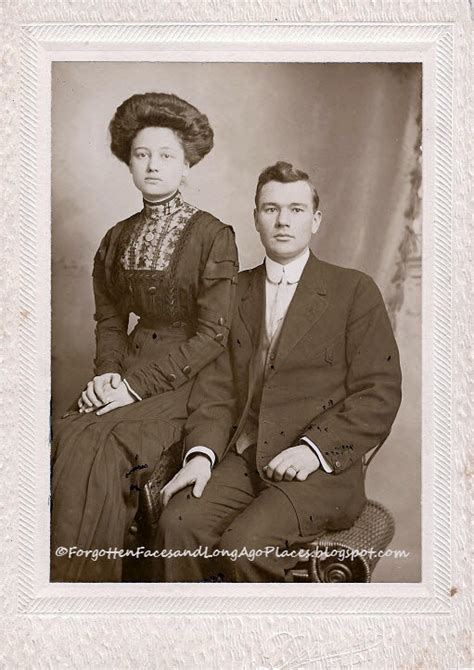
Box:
[123,443,181,580]
[289,499,395,583]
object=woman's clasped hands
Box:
[78,372,136,416]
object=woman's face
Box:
[129,126,189,201]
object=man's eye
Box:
[292,207,304,213]
[264,207,277,213]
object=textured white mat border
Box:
[19,23,451,615]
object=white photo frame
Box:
[20,20,449,611]
[2,7,469,668]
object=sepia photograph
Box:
[50,61,422,584]
[2,5,469,667]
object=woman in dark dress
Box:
[51,92,238,582]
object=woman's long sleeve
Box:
[125,226,239,399]
[92,229,129,375]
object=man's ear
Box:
[312,210,322,235]
[254,208,259,231]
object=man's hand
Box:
[78,373,122,412]
[264,444,320,482]
[160,455,212,508]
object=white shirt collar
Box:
[265,248,310,285]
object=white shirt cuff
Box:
[300,436,334,473]
[122,378,142,402]
[183,446,216,469]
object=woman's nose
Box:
[147,154,160,172]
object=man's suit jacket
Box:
[183,252,402,536]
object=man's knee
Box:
[216,503,291,557]
[156,489,194,541]
[155,487,216,546]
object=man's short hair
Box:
[255,161,320,211]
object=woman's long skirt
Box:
[50,325,191,582]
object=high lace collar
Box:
[143,190,183,220]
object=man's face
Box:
[254,180,321,264]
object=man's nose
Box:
[276,209,290,226]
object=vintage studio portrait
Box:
[50,61,422,584]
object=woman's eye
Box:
[161,153,172,160]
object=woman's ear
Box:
[180,162,190,186]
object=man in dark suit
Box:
[155,161,402,582]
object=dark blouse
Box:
[92,191,239,400]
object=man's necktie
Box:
[267,268,288,339]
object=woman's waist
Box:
[124,319,193,371]
[131,316,195,343]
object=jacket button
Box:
[269,353,276,361]
[148,286,157,295]
[129,523,138,536]
[335,460,341,469]
[167,373,177,382]
[218,317,225,326]
[172,321,182,328]
[183,365,191,375]
[215,333,224,342]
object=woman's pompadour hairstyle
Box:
[109,92,214,167]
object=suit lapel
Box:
[269,253,328,372]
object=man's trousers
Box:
[153,445,325,582]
